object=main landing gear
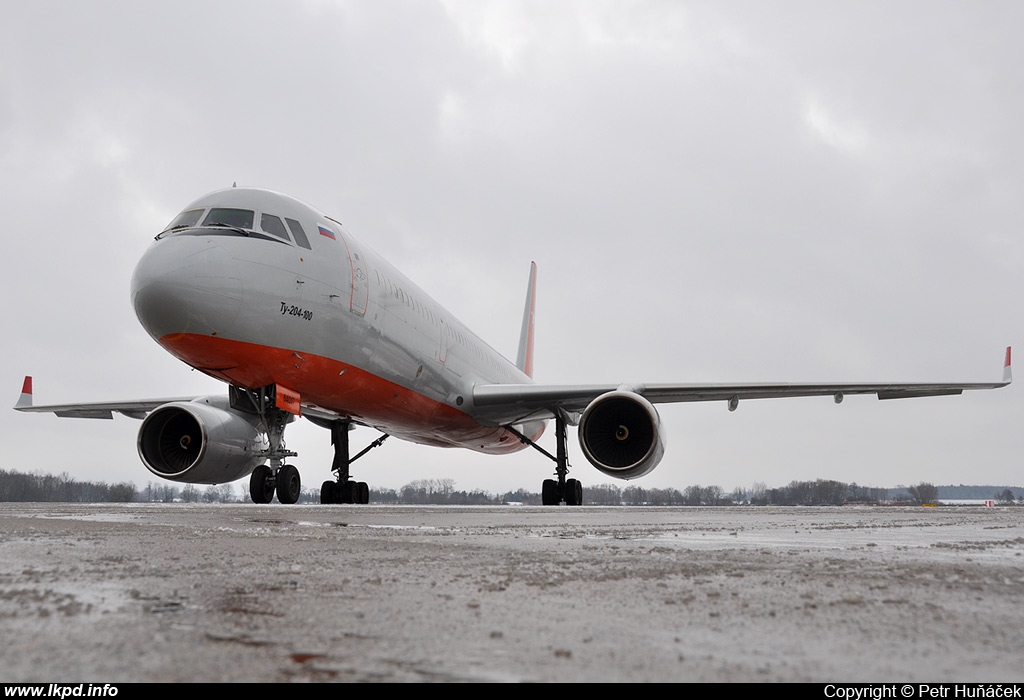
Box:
[233,385,389,505]
[319,420,389,505]
[509,410,584,506]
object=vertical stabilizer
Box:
[516,262,537,378]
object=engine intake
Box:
[138,398,267,484]
[578,390,665,479]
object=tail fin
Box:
[515,262,537,378]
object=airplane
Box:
[13,187,1013,505]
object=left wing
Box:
[473,347,1012,425]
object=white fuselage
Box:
[131,187,542,452]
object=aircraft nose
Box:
[131,237,242,342]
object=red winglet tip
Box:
[1005,347,1012,368]
[21,376,32,395]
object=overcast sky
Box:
[3,1,1021,496]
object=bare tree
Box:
[906,483,939,506]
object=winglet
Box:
[15,376,32,409]
[515,262,537,378]
[1003,346,1012,385]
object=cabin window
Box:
[202,208,254,229]
[260,214,291,241]
[284,218,312,249]
[164,208,204,232]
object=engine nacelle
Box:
[137,397,268,484]
[578,390,665,480]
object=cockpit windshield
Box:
[157,204,310,248]
[259,213,291,241]
[202,208,254,229]
[164,208,204,232]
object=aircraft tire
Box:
[565,478,583,506]
[355,481,370,504]
[249,465,275,504]
[320,481,336,504]
[276,465,301,504]
[542,479,558,505]
[336,482,353,504]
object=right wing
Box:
[14,376,364,427]
[13,376,196,420]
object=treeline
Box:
[358,479,922,506]
[589,484,732,505]
[753,480,892,506]
[141,482,237,503]
[0,470,137,502]
[931,485,1023,500]
[0,471,240,504]
[370,479,499,505]
[364,482,736,505]
[361,480,1020,506]
[1,469,1020,506]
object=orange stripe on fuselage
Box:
[157,333,529,454]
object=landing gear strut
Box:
[234,385,300,504]
[319,420,389,504]
[509,410,583,506]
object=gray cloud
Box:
[3,1,1020,494]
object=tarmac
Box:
[1,503,1022,682]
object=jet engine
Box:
[137,397,267,484]
[578,390,665,479]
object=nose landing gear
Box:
[232,385,300,504]
[248,463,302,504]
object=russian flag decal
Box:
[318,225,336,240]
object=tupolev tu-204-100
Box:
[14,187,1013,504]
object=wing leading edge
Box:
[13,376,196,420]
[14,376,366,426]
[473,347,1012,426]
